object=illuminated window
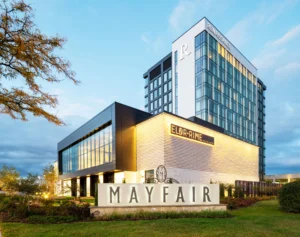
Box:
[61,124,113,174]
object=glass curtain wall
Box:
[175,51,178,114]
[257,81,266,178]
[195,31,257,144]
[62,125,113,174]
[147,69,172,115]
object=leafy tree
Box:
[0,0,79,125]
[42,164,57,195]
[0,164,20,192]
[17,173,41,194]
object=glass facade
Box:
[174,51,178,114]
[145,61,173,114]
[195,31,257,144]
[61,125,113,174]
[143,26,266,180]
[257,80,266,179]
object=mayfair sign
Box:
[207,23,231,50]
[170,124,214,146]
[97,184,219,206]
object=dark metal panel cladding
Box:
[57,105,113,152]
[149,65,161,80]
[187,116,225,133]
[59,163,114,180]
[163,56,172,71]
[114,103,152,171]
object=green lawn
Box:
[1,200,300,237]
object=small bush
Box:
[221,196,274,210]
[80,197,95,204]
[278,181,300,213]
[234,186,244,198]
[220,183,226,198]
[40,198,55,206]
[227,185,233,197]
[5,203,29,219]
[28,203,90,220]
[94,210,233,221]
[27,215,79,224]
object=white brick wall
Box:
[137,113,259,184]
[136,115,165,171]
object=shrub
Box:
[6,202,29,219]
[220,183,226,198]
[221,196,274,210]
[278,181,300,213]
[27,215,79,224]
[80,197,95,204]
[234,186,244,198]
[227,184,233,197]
[94,210,233,221]
[40,198,55,206]
[28,202,90,220]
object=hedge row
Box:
[221,196,275,210]
[93,210,233,221]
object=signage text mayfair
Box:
[170,124,214,145]
[98,184,219,206]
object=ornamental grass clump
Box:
[278,181,300,213]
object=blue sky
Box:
[1,0,300,176]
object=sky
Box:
[1,0,300,176]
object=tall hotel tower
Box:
[143,17,266,180]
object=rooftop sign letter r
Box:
[180,44,191,60]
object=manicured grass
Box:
[1,200,300,237]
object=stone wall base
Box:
[90,204,227,217]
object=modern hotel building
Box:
[143,17,266,180]
[57,17,266,197]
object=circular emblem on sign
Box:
[156,165,167,183]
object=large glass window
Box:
[164,72,168,82]
[195,30,257,144]
[174,51,178,114]
[61,124,113,174]
[164,83,167,92]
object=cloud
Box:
[0,143,57,176]
[275,62,300,77]
[271,24,300,46]
[141,33,151,44]
[284,102,295,116]
[226,1,295,48]
[168,0,212,34]
[287,139,300,147]
[252,48,286,70]
[141,34,166,54]
[48,89,108,120]
[265,100,300,174]
[142,0,213,54]
[252,24,300,70]
[0,116,68,176]
[152,37,165,54]
[168,0,196,32]
[0,89,110,176]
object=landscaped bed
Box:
[1,200,300,237]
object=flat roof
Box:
[143,52,172,78]
[172,17,257,71]
[137,110,258,148]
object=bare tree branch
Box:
[0,0,79,125]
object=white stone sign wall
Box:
[97,184,219,207]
